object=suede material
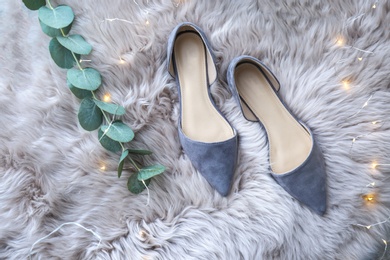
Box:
[227,56,327,215]
[271,137,327,216]
[167,22,238,196]
[179,126,238,196]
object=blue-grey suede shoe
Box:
[167,22,238,196]
[227,55,327,215]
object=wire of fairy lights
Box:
[336,1,389,258]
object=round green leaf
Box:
[57,35,92,55]
[98,128,122,153]
[78,97,103,131]
[137,165,165,181]
[38,5,74,29]
[67,80,92,99]
[67,68,102,91]
[127,149,153,155]
[127,173,151,194]
[23,0,46,10]
[93,99,126,116]
[49,38,79,69]
[101,121,134,143]
[39,19,72,37]
[118,149,129,178]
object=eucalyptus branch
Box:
[22,0,165,194]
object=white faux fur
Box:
[1,0,390,259]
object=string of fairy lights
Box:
[337,1,390,258]
[28,0,390,258]
[98,0,389,256]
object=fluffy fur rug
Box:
[1,0,390,259]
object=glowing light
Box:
[145,20,150,26]
[352,138,356,143]
[372,162,378,169]
[366,225,371,229]
[372,4,377,8]
[362,193,376,203]
[358,57,363,61]
[336,37,345,47]
[382,239,389,259]
[103,93,111,102]
[100,163,106,171]
[342,80,350,90]
[372,121,378,125]
[119,58,126,64]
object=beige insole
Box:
[174,32,234,143]
[235,63,312,174]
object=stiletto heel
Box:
[167,23,238,196]
[227,55,327,215]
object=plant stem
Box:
[120,142,125,151]
[91,92,111,125]
[91,94,111,124]
[71,52,83,71]
[47,0,54,9]
[129,157,141,171]
[101,110,111,125]
[60,28,66,37]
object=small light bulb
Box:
[372,121,378,125]
[372,162,378,169]
[119,58,126,64]
[366,225,371,229]
[362,193,376,202]
[342,80,350,90]
[352,138,356,143]
[372,4,376,9]
[370,182,376,186]
[145,20,150,26]
[358,57,363,61]
[336,37,345,47]
[100,164,106,171]
[103,93,111,102]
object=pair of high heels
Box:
[167,22,327,216]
